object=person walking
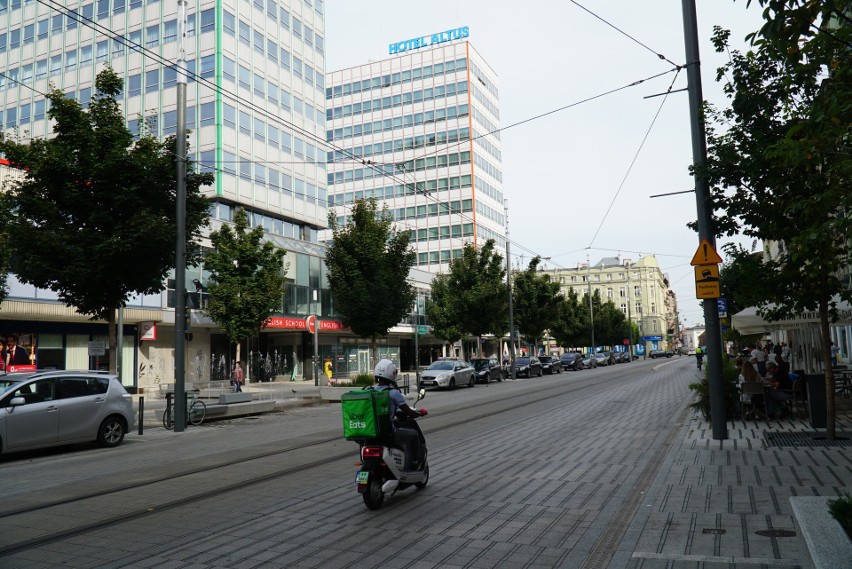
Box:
[323,358,333,384]
[232,362,244,393]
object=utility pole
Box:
[587,255,595,354]
[504,199,516,380]
[173,0,188,432]
[626,260,634,360]
[682,0,726,439]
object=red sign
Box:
[623,339,630,345]
[263,317,348,332]
[7,364,37,372]
[306,315,316,334]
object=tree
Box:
[704,2,851,437]
[425,239,508,358]
[512,257,562,354]
[0,190,11,304]
[550,288,588,349]
[0,67,213,372]
[325,198,416,366]
[203,208,287,366]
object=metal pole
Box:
[588,255,595,354]
[313,289,319,386]
[413,297,420,385]
[173,0,188,432]
[682,0,726,439]
[626,261,634,359]
[504,199,516,380]
[117,306,123,378]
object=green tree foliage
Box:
[0,68,213,372]
[425,239,508,356]
[0,191,11,304]
[512,257,562,352]
[325,198,416,365]
[550,288,587,348]
[203,208,287,362]
[704,2,851,437]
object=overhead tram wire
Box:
[30,0,677,266]
[586,68,683,250]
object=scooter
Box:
[355,389,429,509]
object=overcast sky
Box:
[324,1,766,326]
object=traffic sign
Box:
[717,298,728,317]
[417,325,429,335]
[305,315,317,334]
[695,265,721,299]
[690,239,724,265]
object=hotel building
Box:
[325,32,506,272]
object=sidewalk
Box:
[621,389,852,569]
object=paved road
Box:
[1,357,849,568]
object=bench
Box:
[218,392,254,405]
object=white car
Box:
[418,360,475,390]
[0,370,134,455]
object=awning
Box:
[731,299,852,335]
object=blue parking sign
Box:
[717,298,727,317]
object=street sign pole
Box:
[683,0,727,440]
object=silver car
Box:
[0,370,134,455]
[418,359,475,390]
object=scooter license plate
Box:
[355,471,370,484]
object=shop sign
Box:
[264,317,348,331]
[139,321,157,341]
[389,26,469,54]
[88,340,106,356]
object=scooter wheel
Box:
[415,462,429,489]
[362,474,385,510]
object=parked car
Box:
[614,351,633,363]
[538,355,561,374]
[418,359,475,390]
[596,351,616,366]
[560,352,584,371]
[0,370,134,456]
[470,357,502,383]
[581,353,598,369]
[514,356,542,378]
[650,349,673,359]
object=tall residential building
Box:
[0,0,336,386]
[325,31,505,272]
[553,256,678,353]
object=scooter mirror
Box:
[418,388,426,400]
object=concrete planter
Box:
[790,496,852,569]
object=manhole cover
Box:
[755,529,797,538]
[702,528,726,535]
[765,432,852,448]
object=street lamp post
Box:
[504,199,516,380]
[587,256,595,354]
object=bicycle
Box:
[163,389,207,429]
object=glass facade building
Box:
[325,41,505,272]
[0,0,336,385]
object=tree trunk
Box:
[370,337,377,372]
[107,310,117,373]
[235,342,241,376]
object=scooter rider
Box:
[374,359,425,470]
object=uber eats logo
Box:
[349,412,367,429]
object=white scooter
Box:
[354,389,429,509]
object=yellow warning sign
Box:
[690,239,724,266]
[695,265,721,299]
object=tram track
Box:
[0,361,669,558]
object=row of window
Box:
[417,246,473,267]
[326,80,469,136]
[328,174,473,207]
[473,152,502,184]
[471,82,500,121]
[394,151,471,176]
[473,127,502,163]
[327,130,470,186]
[476,200,504,227]
[327,57,468,100]
[406,221,476,242]
[209,201,320,244]
[469,60,499,100]
[475,175,503,206]
[397,199,473,221]
[328,125,471,171]
[225,56,325,127]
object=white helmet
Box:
[374,359,398,383]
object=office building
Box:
[0,0,334,386]
[325,31,505,271]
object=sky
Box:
[324,0,767,327]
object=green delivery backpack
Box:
[341,388,390,440]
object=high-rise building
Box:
[325,31,505,271]
[0,0,334,385]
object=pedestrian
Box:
[324,358,333,383]
[830,342,840,367]
[750,343,767,377]
[781,342,791,364]
[232,361,244,392]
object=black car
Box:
[560,352,584,371]
[538,355,561,374]
[598,350,617,366]
[514,356,542,378]
[470,357,502,383]
[650,349,673,359]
